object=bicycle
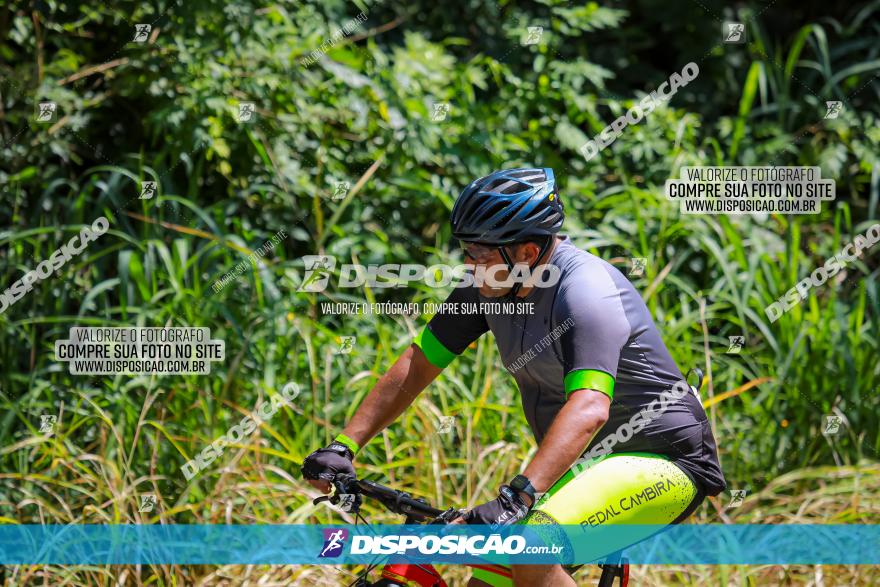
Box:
[313,475,630,587]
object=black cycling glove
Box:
[301,441,355,484]
[463,485,532,527]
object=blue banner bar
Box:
[0,525,877,565]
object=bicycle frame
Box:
[314,476,628,587]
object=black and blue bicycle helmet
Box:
[451,168,564,296]
[450,168,564,245]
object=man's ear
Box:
[517,242,541,264]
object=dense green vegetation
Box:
[1,0,879,584]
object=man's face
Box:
[460,241,539,297]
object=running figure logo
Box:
[628,257,647,277]
[723,22,745,43]
[332,182,350,201]
[133,24,152,43]
[238,102,256,123]
[139,494,157,513]
[437,415,456,434]
[822,415,843,436]
[39,415,58,435]
[824,101,843,119]
[336,336,355,354]
[140,181,157,200]
[727,335,745,354]
[727,489,747,508]
[337,494,357,512]
[431,103,450,122]
[298,255,336,292]
[319,528,349,558]
[523,26,543,45]
[36,102,57,123]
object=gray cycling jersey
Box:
[414,236,725,495]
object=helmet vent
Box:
[509,169,546,182]
[485,178,530,195]
[484,200,514,224]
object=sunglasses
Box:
[460,241,498,262]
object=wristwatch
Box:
[509,474,537,505]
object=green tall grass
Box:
[2,162,878,585]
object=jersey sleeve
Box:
[414,286,489,369]
[554,267,631,399]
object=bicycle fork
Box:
[597,558,630,587]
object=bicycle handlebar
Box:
[315,475,452,523]
[355,479,445,520]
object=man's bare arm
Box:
[342,344,442,448]
[448,388,609,523]
[520,389,610,503]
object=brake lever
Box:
[311,474,358,507]
[431,507,465,525]
[330,474,362,514]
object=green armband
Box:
[334,433,360,455]
[564,369,615,399]
[413,327,457,369]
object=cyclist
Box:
[302,168,726,586]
